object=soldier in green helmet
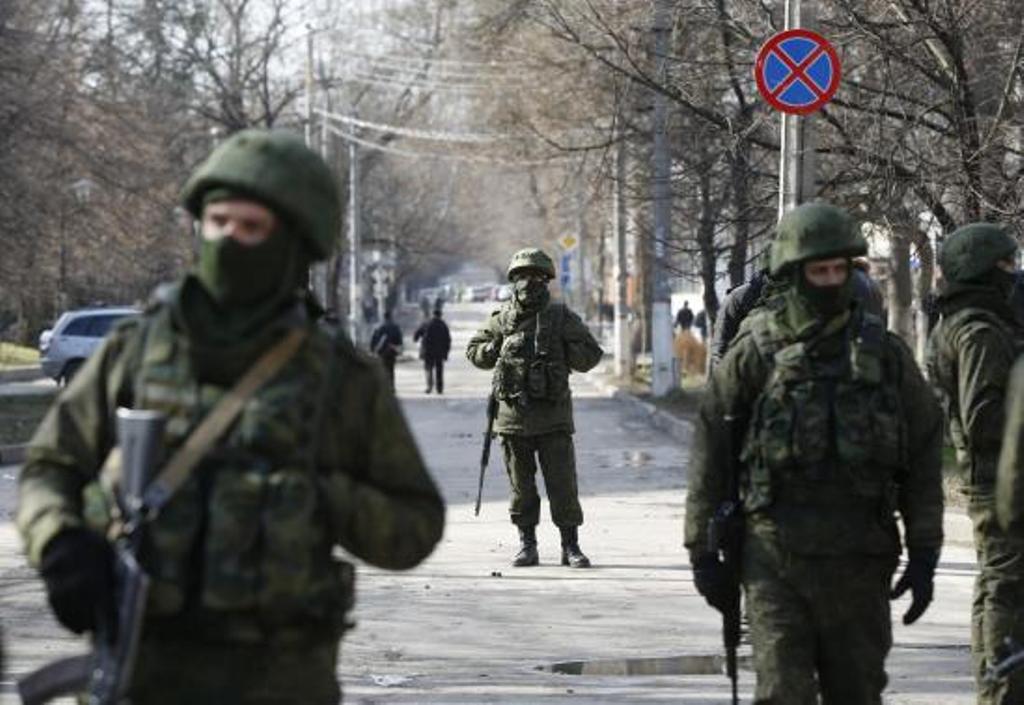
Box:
[685,202,944,703]
[466,248,603,567]
[927,223,1024,704]
[17,129,445,704]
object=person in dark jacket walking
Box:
[675,301,694,330]
[414,309,452,394]
[370,310,403,386]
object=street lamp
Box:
[58,178,97,310]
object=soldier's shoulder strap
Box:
[944,305,1018,342]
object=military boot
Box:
[559,526,591,568]
[512,526,539,567]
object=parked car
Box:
[39,306,138,384]
[461,285,497,303]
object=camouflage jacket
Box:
[465,300,603,435]
[926,284,1024,506]
[17,280,445,639]
[685,292,944,557]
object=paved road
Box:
[0,302,979,703]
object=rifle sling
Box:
[140,327,307,513]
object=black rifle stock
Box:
[475,392,498,516]
[706,412,744,705]
[19,408,165,705]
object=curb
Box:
[0,445,26,465]
[0,366,43,383]
[588,369,692,443]
[612,389,693,442]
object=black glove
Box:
[890,547,939,625]
[691,552,737,614]
[39,528,116,635]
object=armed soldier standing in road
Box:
[466,248,603,568]
[17,129,445,704]
[927,223,1024,705]
[685,203,945,704]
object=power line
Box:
[317,108,509,143]
[325,124,567,167]
[335,51,525,83]
[338,68,502,93]
[322,31,527,70]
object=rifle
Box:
[706,412,744,705]
[475,392,499,516]
[19,408,165,705]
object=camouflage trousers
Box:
[501,431,583,528]
[970,501,1024,705]
[743,533,897,705]
[126,635,341,705]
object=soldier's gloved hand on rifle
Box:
[691,552,735,613]
[39,528,116,634]
[890,547,939,625]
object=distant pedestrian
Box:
[370,310,403,386]
[414,309,452,394]
[694,309,708,341]
[675,301,694,330]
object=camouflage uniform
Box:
[17,130,445,705]
[927,223,1024,705]
[466,248,603,567]
[685,203,944,704]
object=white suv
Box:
[39,307,138,383]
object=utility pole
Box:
[575,169,587,315]
[304,27,314,150]
[305,26,331,307]
[315,91,331,307]
[650,0,676,396]
[613,130,634,379]
[348,123,362,345]
[778,0,816,218]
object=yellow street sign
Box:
[559,234,578,251]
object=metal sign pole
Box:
[777,0,817,218]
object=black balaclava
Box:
[512,272,551,312]
[179,190,313,383]
[794,258,855,320]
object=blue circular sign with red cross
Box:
[754,29,841,115]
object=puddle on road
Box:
[539,653,751,676]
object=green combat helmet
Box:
[939,223,1018,283]
[507,248,556,280]
[770,202,867,276]
[182,129,340,262]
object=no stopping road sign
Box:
[754,29,841,115]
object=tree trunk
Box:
[888,232,914,347]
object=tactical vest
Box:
[492,303,570,407]
[740,310,905,555]
[930,306,1024,492]
[90,301,353,637]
